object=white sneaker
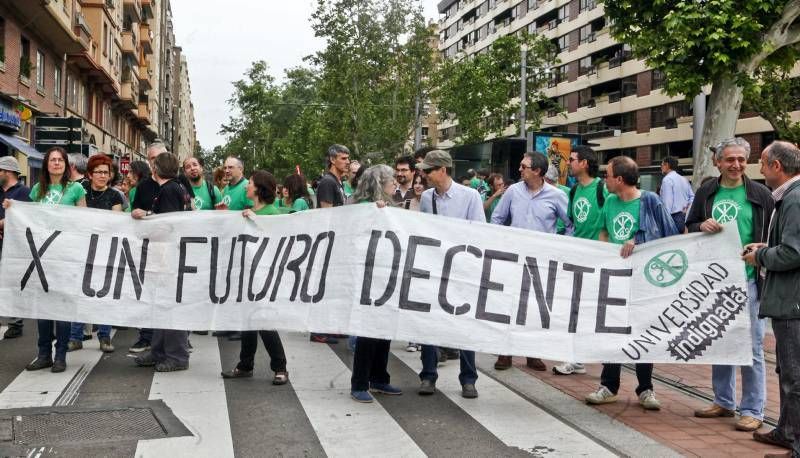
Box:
[405,343,418,352]
[585,386,618,405]
[638,389,661,410]
[552,362,586,375]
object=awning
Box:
[0,133,44,168]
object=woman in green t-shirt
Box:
[222,170,289,384]
[3,147,86,374]
[276,173,312,212]
[349,165,402,403]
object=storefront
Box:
[0,98,43,185]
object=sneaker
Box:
[67,340,83,352]
[82,333,93,341]
[129,339,151,353]
[272,371,289,385]
[494,355,512,370]
[155,361,188,372]
[585,386,618,405]
[99,337,115,353]
[552,362,586,375]
[461,384,478,399]
[3,326,22,339]
[51,360,66,373]
[370,383,402,395]
[310,334,338,344]
[25,357,53,371]
[135,351,157,367]
[221,367,253,379]
[419,379,436,395]
[638,389,661,410]
[405,343,418,352]
[351,390,374,403]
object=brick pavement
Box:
[507,333,788,457]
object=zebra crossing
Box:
[0,326,667,457]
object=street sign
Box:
[120,157,131,175]
[35,116,83,130]
[35,129,82,142]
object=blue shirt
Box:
[660,170,694,214]
[420,180,485,223]
[490,181,573,234]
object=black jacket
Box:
[686,175,774,293]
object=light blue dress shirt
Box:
[420,180,485,223]
[660,170,695,214]
[490,181,573,235]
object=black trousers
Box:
[772,319,800,456]
[350,337,391,391]
[600,363,653,396]
[236,330,287,373]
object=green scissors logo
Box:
[644,250,688,287]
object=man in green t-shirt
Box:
[219,156,253,211]
[553,145,609,376]
[685,137,774,432]
[586,156,678,412]
[183,157,222,210]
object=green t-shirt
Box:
[126,186,137,212]
[569,178,609,241]
[30,182,86,206]
[342,180,354,198]
[276,197,310,212]
[485,198,501,222]
[713,184,755,279]
[191,181,223,210]
[555,184,570,234]
[253,203,289,216]
[602,194,641,245]
[221,178,253,210]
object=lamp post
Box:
[520,43,528,152]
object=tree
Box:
[743,66,800,144]
[602,0,800,185]
[432,33,558,145]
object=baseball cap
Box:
[0,156,21,174]
[415,149,453,171]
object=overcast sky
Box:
[170,0,441,150]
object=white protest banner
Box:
[0,201,751,364]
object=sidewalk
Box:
[510,333,786,457]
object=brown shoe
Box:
[753,430,792,450]
[694,403,735,418]
[735,416,763,432]
[494,355,512,370]
[526,358,546,371]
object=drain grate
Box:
[11,408,167,446]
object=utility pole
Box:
[414,94,422,151]
[520,44,529,152]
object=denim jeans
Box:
[69,322,111,341]
[772,318,800,457]
[37,319,70,362]
[711,280,766,419]
[419,345,477,386]
[151,329,190,365]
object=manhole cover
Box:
[12,408,166,446]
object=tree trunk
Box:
[692,74,744,188]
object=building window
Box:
[528,0,538,9]
[580,0,596,12]
[652,69,666,90]
[557,34,568,53]
[557,5,569,23]
[103,22,109,56]
[54,66,63,101]
[579,56,593,76]
[621,111,637,132]
[0,17,6,65]
[36,50,45,89]
[20,37,31,80]
[621,75,637,97]
[579,24,593,44]
[578,88,592,107]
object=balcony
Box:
[138,58,152,90]
[120,80,138,110]
[73,12,93,51]
[123,0,142,22]
[14,1,85,54]
[121,30,138,56]
[141,0,154,18]
[67,50,118,94]
[137,101,151,124]
[139,23,152,54]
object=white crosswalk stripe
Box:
[281,332,426,458]
[392,349,615,457]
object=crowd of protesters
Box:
[1,137,800,457]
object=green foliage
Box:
[602,0,798,97]
[744,66,800,144]
[19,57,31,78]
[432,33,559,145]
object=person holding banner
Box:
[744,141,800,456]
[686,137,773,432]
[276,173,312,212]
[131,152,192,372]
[2,147,86,373]
[349,165,404,403]
[585,156,677,410]
[0,156,30,339]
[183,156,222,210]
[68,154,123,354]
[416,149,484,399]
[221,170,289,385]
[491,152,572,373]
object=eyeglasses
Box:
[92,170,111,175]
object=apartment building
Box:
[171,48,194,160]
[0,0,194,180]
[436,0,793,170]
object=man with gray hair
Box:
[743,141,800,456]
[317,144,350,209]
[69,153,88,186]
[686,137,774,432]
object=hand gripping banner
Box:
[0,202,751,364]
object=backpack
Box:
[205,179,217,207]
[568,179,605,222]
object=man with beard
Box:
[393,155,415,208]
[183,156,221,210]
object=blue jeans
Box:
[711,280,766,419]
[70,322,111,341]
[37,319,70,361]
[419,345,477,386]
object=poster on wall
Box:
[534,135,580,186]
